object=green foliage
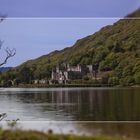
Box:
[119,76,135,86]
[0,129,134,140]
[18,67,32,84]
[108,77,119,85]
[133,60,140,74]
[122,65,134,77]
[101,73,110,84]
[7,119,20,130]
[1,18,140,86]
[134,72,140,84]
[83,76,90,81]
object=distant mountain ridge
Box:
[0,67,12,73]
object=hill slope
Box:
[127,8,140,17]
[1,9,140,86]
[0,67,12,73]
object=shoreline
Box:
[1,83,140,88]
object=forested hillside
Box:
[1,9,140,86]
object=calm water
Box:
[1,87,140,138]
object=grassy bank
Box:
[1,83,136,88]
[0,129,136,140]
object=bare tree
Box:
[0,14,7,23]
[0,113,7,121]
[0,15,16,67]
[0,15,16,121]
[0,41,16,66]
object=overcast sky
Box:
[0,18,118,67]
[0,0,140,17]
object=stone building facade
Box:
[51,64,99,84]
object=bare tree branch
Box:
[0,14,16,67]
[0,14,7,23]
[0,46,16,67]
[0,113,7,121]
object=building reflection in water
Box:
[12,88,140,121]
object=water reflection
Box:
[76,122,140,139]
[0,88,140,121]
[1,88,140,138]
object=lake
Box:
[0,87,140,138]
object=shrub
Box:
[83,76,90,81]
[108,77,119,85]
[120,76,135,86]
[101,74,109,84]
[134,72,140,84]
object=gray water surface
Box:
[0,87,140,138]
